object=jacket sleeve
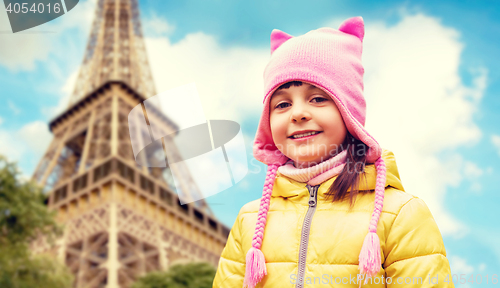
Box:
[383,197,455,287]
[213,208,246,287]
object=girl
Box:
[213,17,454,288]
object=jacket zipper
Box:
[296,184,319,288]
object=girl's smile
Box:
[288,130,322,141]
[269,81,347,168]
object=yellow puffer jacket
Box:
[213,149,454,287]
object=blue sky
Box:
[1,0,499,285]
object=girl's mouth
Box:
[289,131,322,141]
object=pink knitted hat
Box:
[244,17,387,288]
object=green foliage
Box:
[0,156,61,245]
[0,156,74,288]
[0,251,74,288]
[131,262,216,288]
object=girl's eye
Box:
[311,97,328,103]
[275,102,290,109]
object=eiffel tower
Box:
[31,0,229,287]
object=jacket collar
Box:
[271,149,405,199]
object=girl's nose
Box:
[291,103,312,122]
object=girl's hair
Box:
[275,80,303,90]
[274,81,370,208]
[324,131,370,209]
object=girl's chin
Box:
[289,157,326,168]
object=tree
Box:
[131,262,216,288]
[0,155,74,288]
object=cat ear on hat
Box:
[338,16,364,42]
[270,29,294,54]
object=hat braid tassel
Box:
[243,164,278,288]
[358,157,386,288]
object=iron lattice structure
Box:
[69,0,156,106]
[31,1,229,287]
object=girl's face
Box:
[269,82,347,168]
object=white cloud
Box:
[0,121,52,176]
[0,11,52,71]
[17,121,52,157]
[145,32,269,124]
[0,0,98,135]
[491,134,500,157]
[41,68,79,118]
[0,0,96,72]
[0,128,24,161]
[324,13,487,237]
[143,11,175,37]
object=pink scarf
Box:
[278,149,348,186]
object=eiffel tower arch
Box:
[31,0,230,287]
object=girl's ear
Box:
[270,29,294,54]
[338,16,364,42]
